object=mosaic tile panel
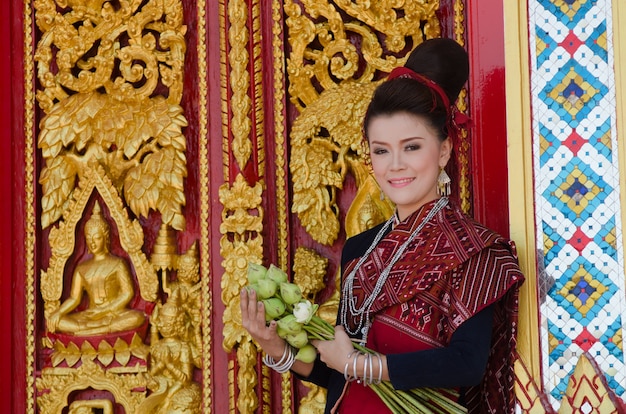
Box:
[528,0,626,406]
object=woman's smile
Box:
[387,177,415,187]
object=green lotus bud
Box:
[295,344,317,363]
[247,262,267,284]
[276,325,289,339]
[276,314,303,335]
[293,300,318,324]
[262,298,286,321]
[285,330,309,348]
[256,278,278,300]
[266,264,288,284]
[280,282,303,305]
[246,283,260,296]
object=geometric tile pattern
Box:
[528,0,626,406]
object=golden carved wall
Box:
[26,0,473,412]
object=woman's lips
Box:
[388,177,414,187]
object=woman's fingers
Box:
[313,326,356,371]
[241,289,258,316]
[239,288,287,360]
[240,289,272,338]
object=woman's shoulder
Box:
[441,201,519,259]
[341,221,389,267]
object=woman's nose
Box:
[390,151,405,170]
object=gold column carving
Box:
[196,0,213,406]
[453,0,471,212]
[23,0,38,410]
[221,0,274,412]
[227,0,253,170]
[272,0,289,270]
[272,3,294,413]
[220,174,265,413]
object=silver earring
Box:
[380,191,385,201]
[437,168,451,196]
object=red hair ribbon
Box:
[387,66,472,145]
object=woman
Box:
[241,38,524,413]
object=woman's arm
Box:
[312,306,493,389]
[386,305,493,389]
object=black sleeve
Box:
[293,355,333,388]
[386,305,493,390]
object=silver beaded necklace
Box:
[340,197,449,345]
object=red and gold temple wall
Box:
[1,0,625,413]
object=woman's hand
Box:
[240,287,286,359]
[311,325,355,372]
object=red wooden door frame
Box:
[2,0,25,413]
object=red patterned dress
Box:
[303,199,524,414]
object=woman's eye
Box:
[372,148,387,155]
[405,144,420,151]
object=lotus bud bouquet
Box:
[245,263,467,414]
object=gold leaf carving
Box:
[98,340,115,367]
[290,81,378,245]
[38,92,188,230]
[285,0,440,110]
[46,336,149,370]
[34,0,188,231]
[114,338,132,367]
[80,340,98,363]
[34,0,186,109]
[293,248,328,299]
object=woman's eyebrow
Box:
[370,136,424,145]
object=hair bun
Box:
[405,38,469,104]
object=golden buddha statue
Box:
[47,203,146,336]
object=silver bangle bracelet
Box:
[344,350,358,382]
[262,343,295,374]
[353,351,361,383]
[366,353,374,385]
[362,353,369,385]
[374,352,383,384]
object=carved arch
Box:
[41,163,158,319]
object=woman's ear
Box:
[439,138,453,167]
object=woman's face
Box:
[368,112,451,221]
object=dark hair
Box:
[363,38,469,141]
